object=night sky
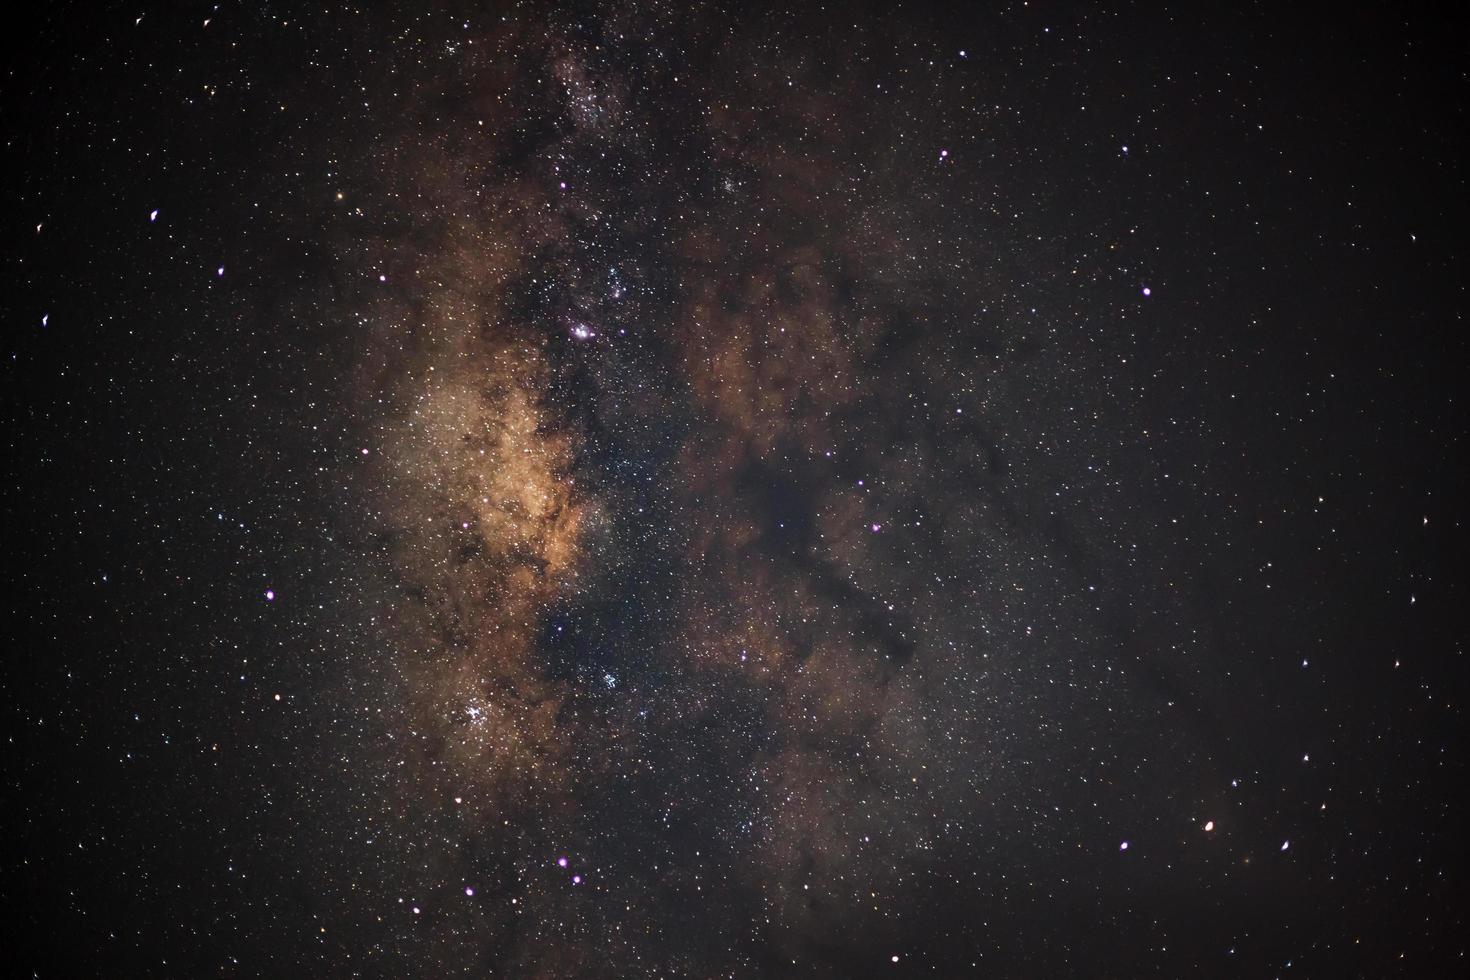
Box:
[4,3,1468,977]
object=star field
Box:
[4,3,1467,977]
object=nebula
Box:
[10,2,1463,977]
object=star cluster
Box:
[4,3,1466,977]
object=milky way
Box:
[6,3,1466,977]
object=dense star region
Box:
[4,3,1467,977]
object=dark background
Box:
[3,2,1467,977]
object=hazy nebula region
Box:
[5,2,1466,977]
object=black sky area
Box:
[3,2,1467,977]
